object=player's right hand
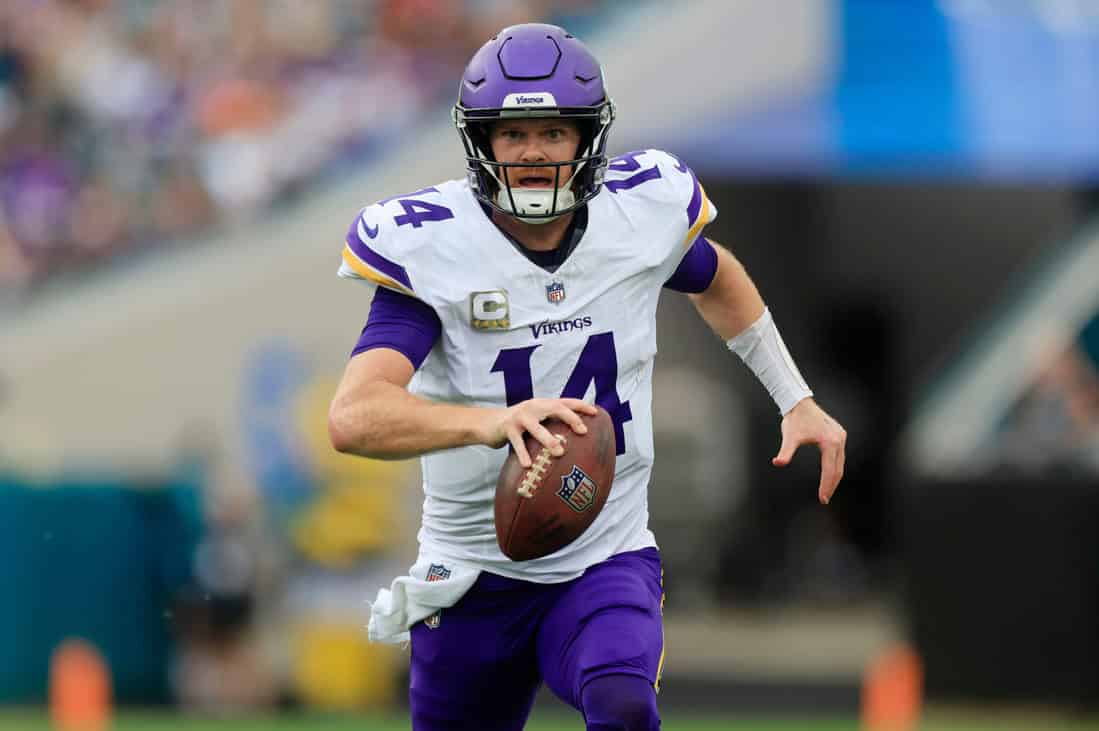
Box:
[482,398,598,468]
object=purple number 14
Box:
[376,187,455,228]
[491,332,633,455]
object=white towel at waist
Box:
[366,556,480,644]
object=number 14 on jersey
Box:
[492,332,632,455]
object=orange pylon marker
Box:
[860,643,923,731]
[49,638,112,731]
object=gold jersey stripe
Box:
[654,569,666,692]
[341,246,418,299]
[684,186,713,247]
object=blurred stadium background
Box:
[1,0,1098,729]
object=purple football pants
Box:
[408,547,664,730]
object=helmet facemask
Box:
[453,101,615,223]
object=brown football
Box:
[495,406,616,561]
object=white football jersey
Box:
[339,148,716,583]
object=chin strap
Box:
[487,159,587,223]
[495,187,576,223]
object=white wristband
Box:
[726,307,813,415]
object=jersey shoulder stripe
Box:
[653,149,716,247]
[337,183,461,299]
[603,148,717,248]
[341,213,416,296]
[684,171,715,247]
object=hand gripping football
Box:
[495,406,616,561]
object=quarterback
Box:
[329,23,847,731]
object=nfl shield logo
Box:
[557,466,599,513]
[426,564,451,582]
[546,280,566,305]
[424,611,441,629]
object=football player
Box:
[329,23,847,731]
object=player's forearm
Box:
[689,241,812,414]
[687,242,765,340]
[328,380,494,459]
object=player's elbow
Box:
[329,379,408,458]
[327,405,356,454]
[328,400,375,456]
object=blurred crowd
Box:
[0,0,609,299]
[992,319,1099,474]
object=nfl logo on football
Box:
[557,466,598,512]
[546,280,566,304]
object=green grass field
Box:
[1,710,1097,731]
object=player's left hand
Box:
[771,398,847,505]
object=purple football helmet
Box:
[452,23,615,222]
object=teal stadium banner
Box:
[0,476,202,703]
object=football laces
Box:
[517,435,567,498]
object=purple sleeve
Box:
[663,235,718,293]
[351,287,442,368]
